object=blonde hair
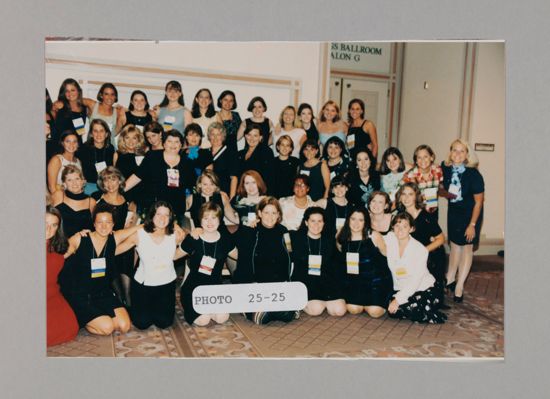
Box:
[319,100,341,123]
[117,124,147,155]
[444,139,479,168]
[278,105,297,128]
[196,170,221,194]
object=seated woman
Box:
[179,202,238,326]
[297,139,330,201]
[46,206,79,346]
[271,105,307,158]
[115,201,185,329]
[143,121,165,152]
[58,203,141,335]
[396,182,447,306]
[346,147,380,208]
[290,207,346,317]
[230,170,267,228]
[237,123,274,187]
[51,165,95,238]
[186,170,239,230]
[368,191,392,235]
[270,135,300,199]
[379,147,411,206]
[115,90,153,134]
[279,175,316,231]
[335,208,392,318]
[237,96,274,147]
[232,197,297,325]
[182,123,213,179]
[374,212,447,324]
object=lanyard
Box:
[306,236,322,256]
[201,238,218,259]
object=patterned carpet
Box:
[47,258,504,359]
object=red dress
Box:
[47,242,79,346]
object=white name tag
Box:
[135,155,144,166]
[72,117,86,135]
[395,267,408,279]
[198,255,216,275]
[423,187,438,208]
[95,161,107,173]
[448,184,460,196]
[136,125,144,132]
[91,257,106,278]
[336,218,346,230]
[346,252,359,275]
[192,282,307,313]
[346,134,355,148]
[300,169,310,176]
[167,168,179,187]
[308,254,322,276]
[163,115,176,130]
[330,171,336,180]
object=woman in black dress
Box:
[347,147,380,208]
[180,202,238,326]
[322,136,350,181]
[124,129,196,226]
[441,139,485,302]
[230,170,267,228]
[316,175,353,238]
[237,123,274,187]
[51,78,89,143]
[115,90,153,134]
[237,96,274,146]
[95,166,137,307]
[347,98,378,158]
[207,122,238,198]
[271,135,300,198]
[59,203,141,335]
[51,165,95,238]
[232,197,297,325]
[396,182,448,306]
[216,90,241,151]
[297,139,330,201]
[290,207,346,317]
[113,124,147,214]
[143,121,165,152]
[297,103,319,144]
[368,191,392,235]
[336,208,392,318]
[77,119,115,195]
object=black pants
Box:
[130,279,176,329]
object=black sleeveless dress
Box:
[245,118,271,144]
[347,120,372,157]
[55,193,93,238]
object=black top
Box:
[305,123,319,144]
[346,170,381,208]
[231,196,258,226]
[411,209,443,246]
[441,163,485,213]
[187,192,225,228]
[222,111,242,150]
[233,224,291,284]
[125,111,152,129]
[180,234,236,288]
[55,196,93,238]
[298,161,325,201]
[324,198,353,238]
[348,120,372,157]
[76,144,115,184]
[115,152,146,205]
[134,150,195,216]
[337,238,390,281]
[212,145,238,195]
[53,106,88,143]
[271,156,299,198]
[245,118,271,144]
[58,235,116,297]
[95,196,129,231]
[290,230,338,285]
[327,157,350,180]
[237,144,274,187]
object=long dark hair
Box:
[143,201,175,235]
[46,206,69,254]
[191,88,216,118]
[336,207,371,247]
[379,147,406,175]
[57,78,83,109]
[85,119,112,147]
[395,182,424,212]
[159,80,184,107]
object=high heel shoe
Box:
[453,294,463,303]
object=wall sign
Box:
[330,42,392,74]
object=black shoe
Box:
[439,303,451,310]
[453,295,463,303]
[446,281,456,294]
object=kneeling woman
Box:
[232,196,297,325]
[179,202,237,326]
[59,203,141,335]
[116,201,185,329]
[376,212,447,324]
[290,207,346,317]
[336,208,392,318]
